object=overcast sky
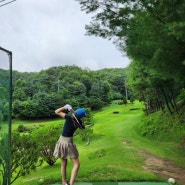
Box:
[0,0,130,72]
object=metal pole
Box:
[0,46,12,185]
[8,51,12,185]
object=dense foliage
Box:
[0,134,9,185]
[10,132,42,184]
[32,125,61,166]
[77,0,185,114]
[0,66,128,120]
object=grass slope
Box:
[12,101,184,185]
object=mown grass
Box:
[12,119,62,131]
[12,101,185,185]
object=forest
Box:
[0,66,128,120]
[77,0,185,115]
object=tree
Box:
[12,87,27,101]
[0,134,9,185]
[67,81,88,107]
[0,87,9,122]
[80,74,92,95]
[77,0,185,113]
[14,92,62,119]
[0,87,8,101]
[125,9,185,83]
[88,96,103,110]
[100,80,112,104]
[32,125,61,166]
[12,100,23,118]
[0,110,3,123]
[2,103,9,121]
[11,132,42,184]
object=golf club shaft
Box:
[72,112,90,145]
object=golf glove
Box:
[64,104,72,111]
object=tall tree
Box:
[77,0,185,112]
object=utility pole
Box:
[125,79,128,101]
[57,79,60,93]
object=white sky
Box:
[0,0,130,72]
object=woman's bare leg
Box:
[69,158,80,185]
[61,158,68,185]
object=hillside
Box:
[0,65,128,120]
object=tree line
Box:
[0,66,128,121]
[77,0,185,114]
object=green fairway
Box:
[12,101,184,185]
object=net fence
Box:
[0,48,12,185]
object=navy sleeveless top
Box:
[62,114,77,137]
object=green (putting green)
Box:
[52,182,168,185]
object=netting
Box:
[0,47,12,185]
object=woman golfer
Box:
[53,104,86,185]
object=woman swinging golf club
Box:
[53,104,86,185]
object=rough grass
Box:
[12,101,185,185]
[135,108,185,168]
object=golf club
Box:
[72,112,90,146]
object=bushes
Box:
[32,124,62,166]
[12,92,62,119]
[10,124,62,183]
[11,132,42,184]
[17,124,31,133]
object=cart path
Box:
[138,150,185,185]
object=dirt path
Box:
[138,150,185,185]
